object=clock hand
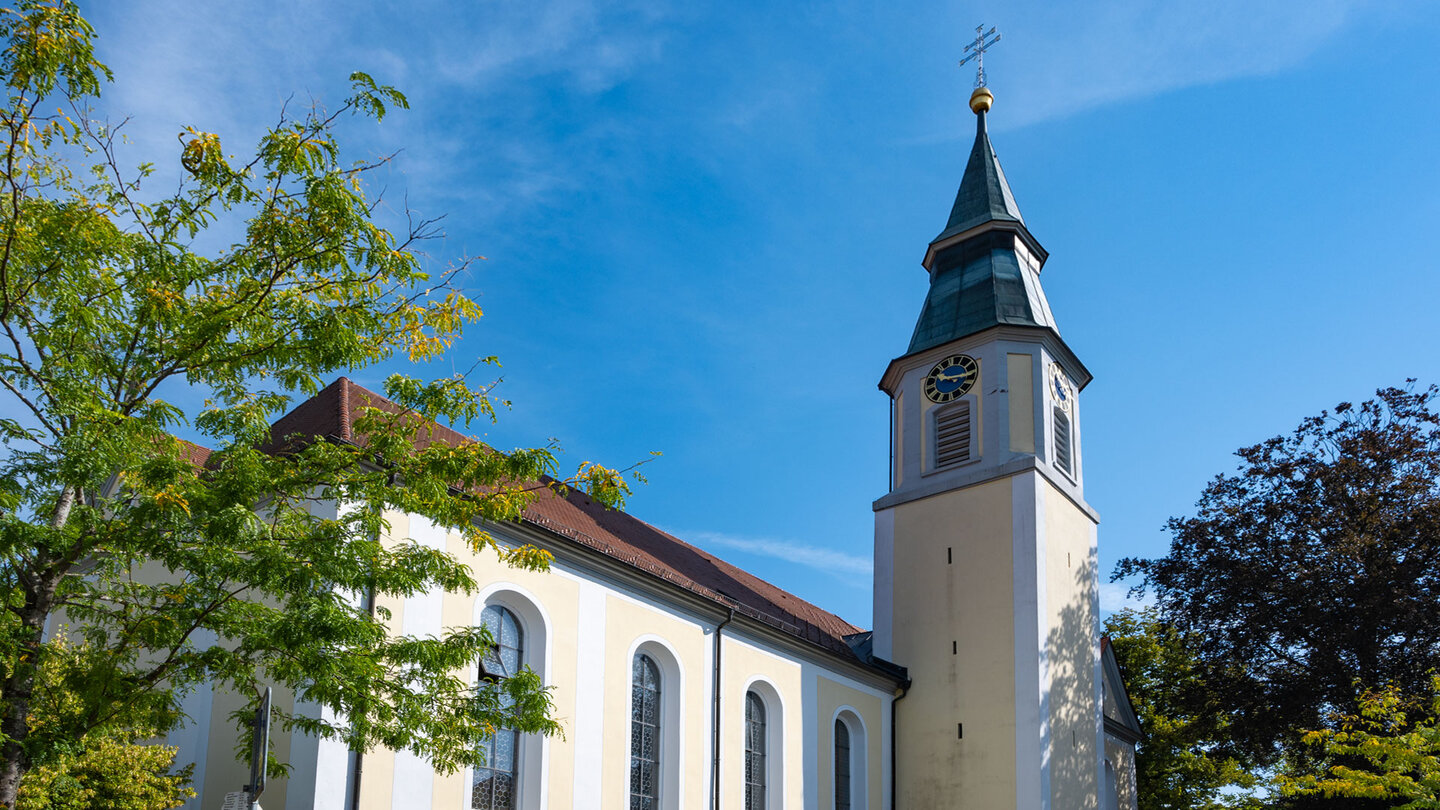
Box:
[938,370,969,382]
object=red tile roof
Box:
[259,378,867,661]
[176,438,213,468]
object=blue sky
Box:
[84,1,1440,628]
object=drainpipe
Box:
[890,680,911,810]
[350,584,376,810]
[711,608,736,810]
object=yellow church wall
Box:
[815,675,885,810]
[719,634,805,809]
[429,526,586,810]
[889,476,1018,809]
[1043,477,1100,809]
[601,592,710,810]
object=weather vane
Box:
[959,24,1001,88]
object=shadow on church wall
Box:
[1046,550,1100,810]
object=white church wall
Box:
[570,577,609,806]
[871,509,894,662]
[1012,471,1047,810]
[163,630,215,810]
[391,513,448,810]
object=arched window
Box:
[834,718,851,810]
[744,691,767,810]
[631,653,662,810]
[474,604,523,810]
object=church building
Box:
[164,83,1141,810]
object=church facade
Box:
[163,87,1140,810]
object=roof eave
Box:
[497,514,907,690]
[923,218,1049,272]
[879,323,1092,395]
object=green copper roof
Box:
[907,231,1055,354]
[934,110,1024,242]
[906,109,1056,355]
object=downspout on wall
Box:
[349,584,376,810]
[890,679,911,810]
[712,608,736,810]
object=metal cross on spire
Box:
[959,24,1001,88]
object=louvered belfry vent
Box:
[1054,408,1073,475]
[935,400,973,468]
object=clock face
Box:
[1051,364,1072,408]
[924,355,978,403]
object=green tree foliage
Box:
[16,733,192,810]
[1116,383,1440,791]
[14,639,192,810]
[1279,678,1440,809]
[0,1,641,805]
[1104,608,1260,809]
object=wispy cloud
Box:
[914,0,1370,136]
[430,0,673,93]
[1100,581,1154,615]
[675,529,872,578]
[85,1,677,225]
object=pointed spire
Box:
[905,87,1057,355]
[934,88,1024,243]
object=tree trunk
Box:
[0,488,75,807]
[0,570,61,808]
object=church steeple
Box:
[936,88,1025,241]
[906,87,1059,356]
[876,56,1103,810]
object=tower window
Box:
[1053,407,1073,477]
[933,399,974,468]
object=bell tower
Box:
[872,81,1103,808]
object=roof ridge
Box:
[337,376,352,442]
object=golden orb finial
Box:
[969,86,993,114]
